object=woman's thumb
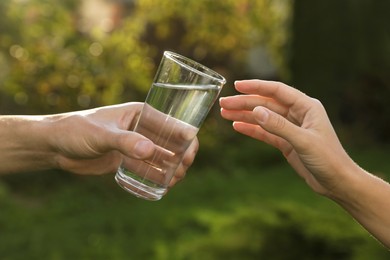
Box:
[253,106,302,143]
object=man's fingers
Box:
[182,138,199,167]
[169,138,199,188]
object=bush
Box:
[0,0,291,115]
[1,165,388,259]
[153,202,387,259]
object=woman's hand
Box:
[220,79,390,248]
[220,80,354,197]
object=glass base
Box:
[115,170,167,201]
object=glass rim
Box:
[164,51,226,85]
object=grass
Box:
[0,146,389,259]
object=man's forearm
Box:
[0,116,56,174]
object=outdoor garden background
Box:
[1,0,390,259]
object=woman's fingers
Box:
[234,80,305,107]
[232,121,290,153]
[252,106,308,151]
[220,108,258,125]
[219,94,288,115]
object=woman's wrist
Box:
[324,153,365,205]
[329,159,390,246]
[327,155,387,219]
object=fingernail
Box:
[134,140,154,158]
[253,107,269,124]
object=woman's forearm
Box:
[331,163,390,247]
[0,115,56,174]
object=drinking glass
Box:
[115,51,226,200]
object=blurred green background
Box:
[1,0,389,259]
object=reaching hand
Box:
[220,80,354,197]
[220,79,390,248]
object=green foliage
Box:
[1,1,390,259]
[2,145,390,259]
[1,162,388,259]
[0,0,154,114]
[157,204,373,260]
[0,0,291,114]
[133,0,289,64]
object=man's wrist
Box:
[0,115,57,174]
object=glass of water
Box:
[115,51,226,200]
